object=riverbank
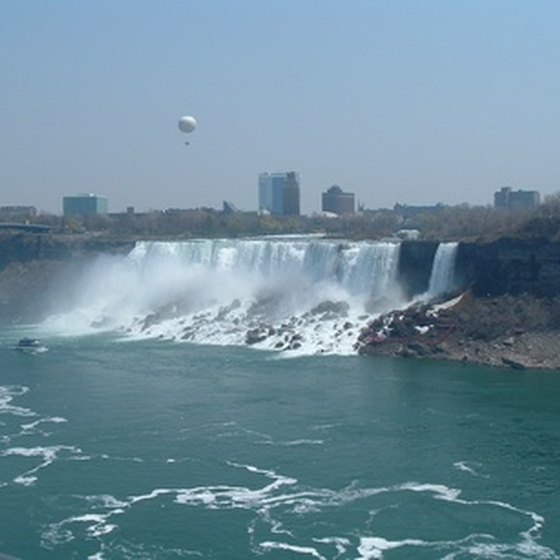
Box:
[357,292,560,371]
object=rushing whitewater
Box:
[45,238,404,355]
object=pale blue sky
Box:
[1,0,559,214]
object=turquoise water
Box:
[1,330,559,559]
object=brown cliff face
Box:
[396,241,439,299]
[454,239,560,297]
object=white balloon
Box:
[178,115,197,134]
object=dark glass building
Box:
[63,194,108,216]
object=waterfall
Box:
[127,238,401,298]
[427,242,458,297]
[43,237,404,356]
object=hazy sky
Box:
[2,1,560,214]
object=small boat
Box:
[16,338,47,354]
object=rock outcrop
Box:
[357,292,560,370]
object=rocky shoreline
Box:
[356,292,560,371]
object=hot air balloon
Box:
[178,115,197,144]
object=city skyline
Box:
[3,178,539,218]
[2,1,560,214]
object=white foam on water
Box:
[20,416,68,435]
[260,541,327,559]
[70,514,118,537]
[39,462,555,559]
[462,539,558,560]
[0,385,35,418]
[172,467,299,510]
[43,511,122,552]
[395,481,463,501]
[454,460,489,478]
[99,454,143,463]
[1,444,83,486]
[84,494,129,509]
[357,536,427,559]
[275,439,324,446]
[313,537,351,555]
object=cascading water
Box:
[44,237,404,355]
[427,242,459,297]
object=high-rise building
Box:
[258,172,300,216]
[494,187,540,210]
[321,185,355,215]
[63,194,108,216]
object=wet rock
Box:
[141,313,160,331]
[407,342,432,356]
[398,347,416,358]
[247,293,280,319]
[91,317,111,329]
[364,297,396,314]
[182,328,194,340]
[215,301,241,321]
[311,301,350,317]
[245,328,268,345]
[501,356,527,370]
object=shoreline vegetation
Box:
[2,197,560,371]
[5,191,560,242]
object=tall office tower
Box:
[258,172,300,216]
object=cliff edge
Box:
[0,232,133,325]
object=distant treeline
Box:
[7,193,560,242]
